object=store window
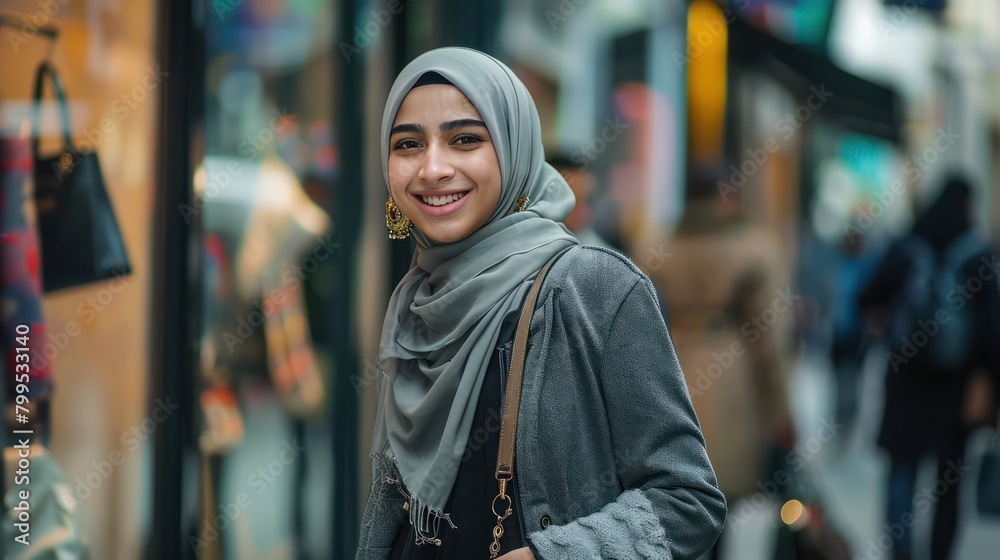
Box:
[191,1,341,557]
[1,1,159,558]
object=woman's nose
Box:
[418,142,455,183]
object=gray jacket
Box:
[357,245,726,559]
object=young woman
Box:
[357,47,725,560]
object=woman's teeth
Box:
[421,192,467,206]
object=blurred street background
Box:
[0,0,998,559]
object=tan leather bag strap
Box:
[489,248,570,556]
[496,248,569,482]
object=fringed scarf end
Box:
[371,452,458,547]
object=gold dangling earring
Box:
[386,196,412,240]
[509,194,529,215]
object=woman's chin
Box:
[416,220,480,245]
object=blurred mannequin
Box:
[193,153,330,558]
[199,154,329,420]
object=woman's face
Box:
[388,84,502,244]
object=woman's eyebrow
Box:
[390,123,423,135]
[440,119,486,132]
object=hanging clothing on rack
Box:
[0,24,92,558]
[0,135,54,409]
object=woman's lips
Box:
[412,191,470,217]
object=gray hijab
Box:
[372,47,578,542]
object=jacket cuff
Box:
[526,489,672,560]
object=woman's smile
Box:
[413,189,471,216]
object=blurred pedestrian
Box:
[356,48,725,560]
[858,174,994,560]
[546,154,613,249]
[827,227,877,437]
[645,164,795,560]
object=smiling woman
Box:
[387,79,501,244]
[358,47,725,560]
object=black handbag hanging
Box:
[31,61,131,292]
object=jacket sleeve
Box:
[527,276,727,560]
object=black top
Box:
[389,309,527,559]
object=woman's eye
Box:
[393,139,420,150]
[452,134,483,146]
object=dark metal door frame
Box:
[150,0,201,557]
[331,0,363,556]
